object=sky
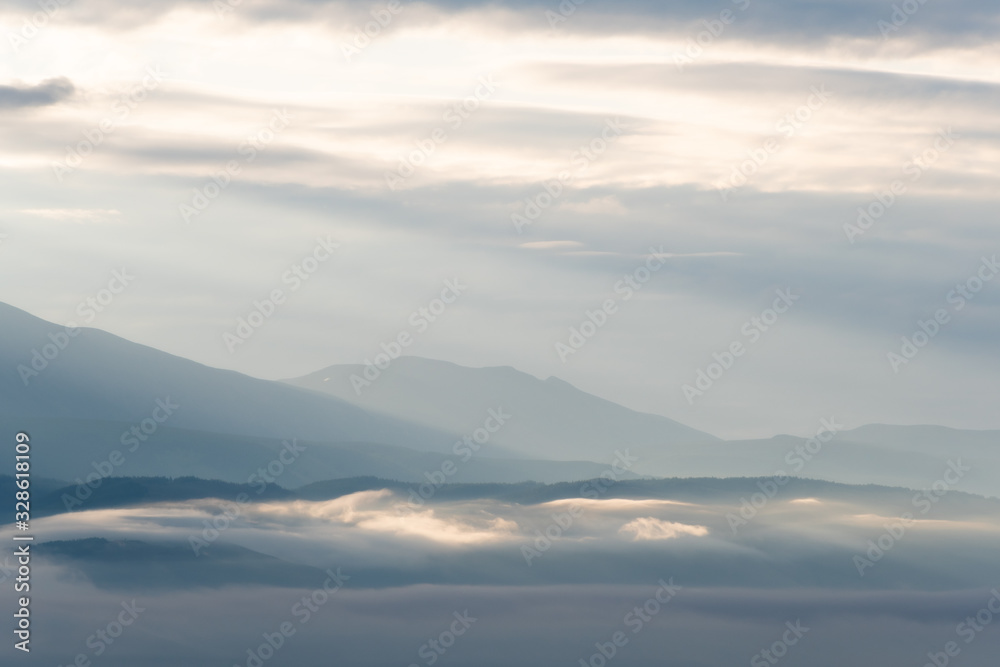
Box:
[1,0,998,439]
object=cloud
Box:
[0,77,74,108]
[23,483,1000,592]
[18,208,121,222]
[619,517,710,540]
[558,195,628,216]
[251,491,521,545]
[0,0,996,440]
[8,0,1000,48]
[520,240,583,249]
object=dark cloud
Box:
[0,77,74,108]
[6,0,998,46]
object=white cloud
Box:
[619,517,710,541]
[17,208,121,221]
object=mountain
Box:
[0,302,463,450]
[0,303,637,485]
[23,473,995,518]
[284,356,719,470]
[6,302,993,494]
[647,424,1000,497]
[8,418,632,489]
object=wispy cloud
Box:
[17,208,121,221]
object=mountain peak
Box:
[285,356,719,471]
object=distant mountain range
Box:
[285,359,1000,495]
[1,301,997,494]
[651,424,1000,497]
[0,302,464,450]
[9,473,995,521]
[285,356,719,463]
